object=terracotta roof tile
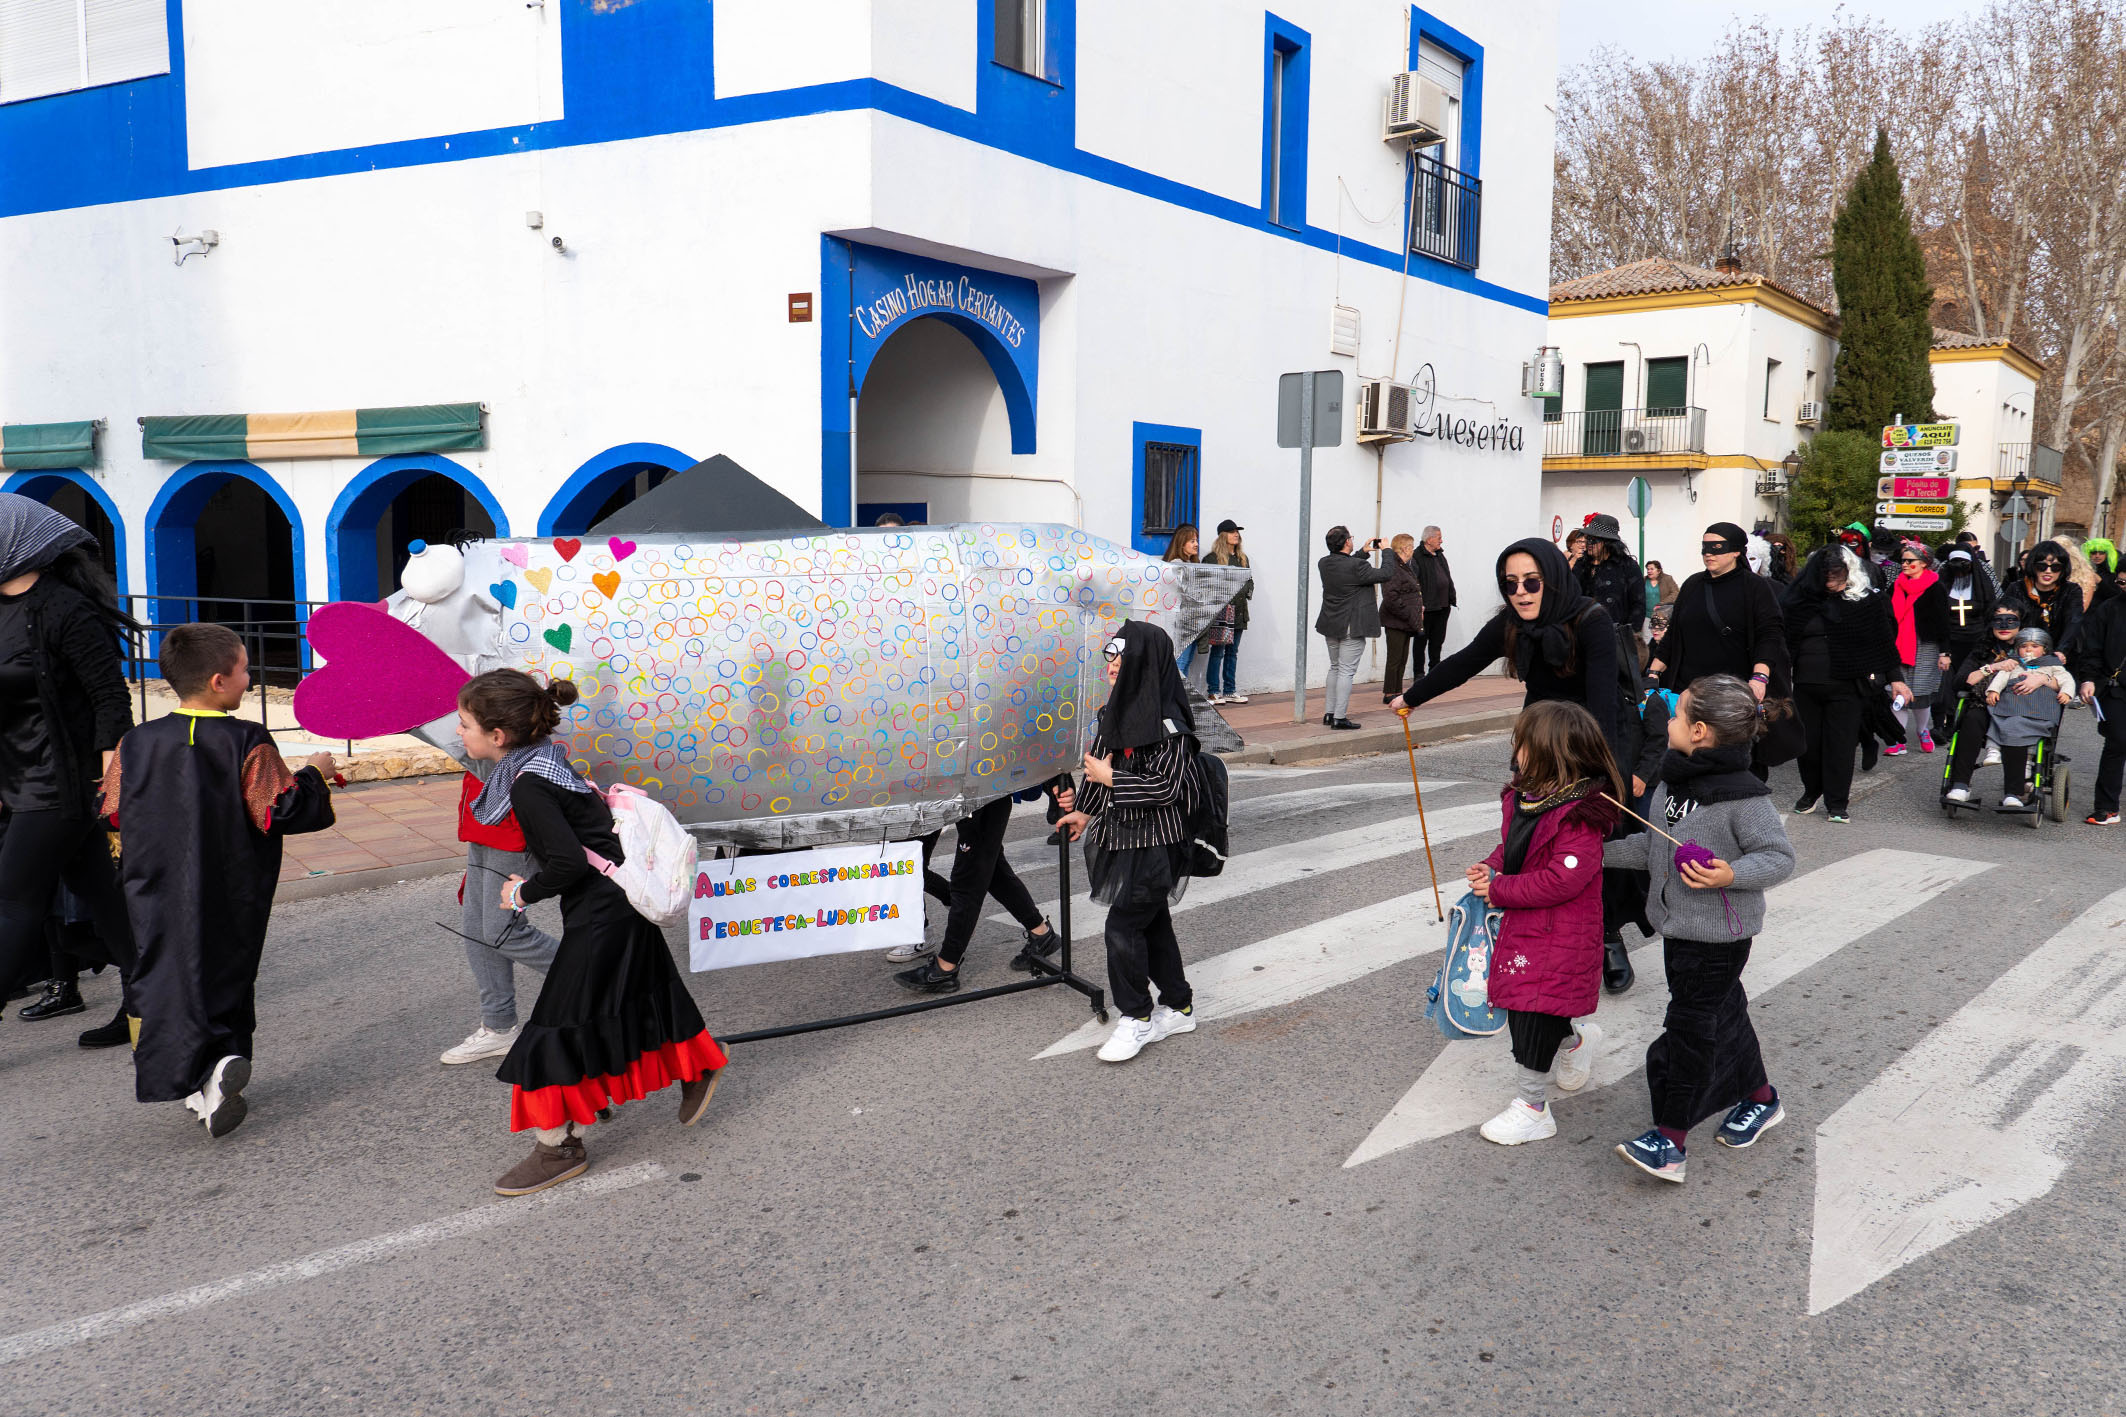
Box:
[1931,326,2006,349]
[1549,256,1830,321]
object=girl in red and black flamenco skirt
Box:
[455,669,727,1197]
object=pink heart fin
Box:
[293,602,473,740]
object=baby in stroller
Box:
[1945,622,2074,809]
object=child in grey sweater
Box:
[1604,674,1797,1184]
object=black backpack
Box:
[1182,742,1230,876]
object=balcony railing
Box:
[1542,407,1709,459]
[1998,442,2064,486]
[1409,150,1481,271]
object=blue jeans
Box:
[1206,631,1242,696]
[1176,641,1199,676]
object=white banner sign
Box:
[689,841,925,971]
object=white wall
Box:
[182,0,564,169]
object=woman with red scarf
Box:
[1887,544,1950,755]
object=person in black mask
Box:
[1780,545,1909,822]
[1054,621,1200,1065]
[1649,522,1797,778]
[1389,538,1622,765]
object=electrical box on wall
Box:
[1329,304,1360,357]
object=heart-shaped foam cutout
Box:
[500,545,528,568]
[609,537,637,561]
[293,602,471,740]
[544,623,573,653]
[524,567,553,594]
[592,570,621,599]
[553,537,582,562]
[490,581,518,609]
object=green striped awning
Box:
[1,421,98,470]
[141,403,485,460]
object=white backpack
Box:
[583,782,698,927]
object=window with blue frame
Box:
[1407,8,1483,270]
[1133,423,1201,556]
[993,0,1044,75]
[1261,16,1309,230]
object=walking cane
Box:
[1397,709,1446,921]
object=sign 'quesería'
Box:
[1417,414,1525,451]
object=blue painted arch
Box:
[859,311,1039,457]
[539,442,695,537]
[327,454,511,602]
[145,461,307,621]
[1,469,128,596]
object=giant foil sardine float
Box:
[295,523,1251,848]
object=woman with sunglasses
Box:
[1389,538,1622,765]
[1647,523,1798,778]
[1887,544,1950,755]
[2002,541,2083,659]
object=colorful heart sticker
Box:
[609,537,637,561]
[543,624,573,653]
[553,537,582,562]
[525,567,553,594]
[500,544,529,568]
[291,602,471,740]
[489,581,518,609]
[592,571,621,599]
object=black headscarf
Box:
[1703,522,1749,555]
[1494,537,1595,678]
[1096,620,1196,751]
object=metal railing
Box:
[1409,150,1481,270]
[1542,407,1708,459]
[1998,442,2064,486]
[118,596,334,742]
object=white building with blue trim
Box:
[0,0,1560,692]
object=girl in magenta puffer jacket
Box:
[1466,700,1623,1146]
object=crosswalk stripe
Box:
[999,799,1501,942]
[1807,884,2126,1315]
[1342,848,1996,1169]
[1035,891,1450,1057]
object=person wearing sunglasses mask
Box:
[2001,540,2083,660]
[1647,523,1797,780]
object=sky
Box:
[1556,0,1981,70]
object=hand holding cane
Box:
[1397,708,1445,921]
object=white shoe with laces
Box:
[1982,744,2002,767]
[1554,1020,1601,1093]
[1227,694,1249,704]
[884,938,935,964]
[1945,784,1973,804]
[2001,794,2025,810]
[1150,1004,1196,1040]
[1097,1015,1158,1062]
[1479,1098,1557,1145]
[441,1024,522,1065]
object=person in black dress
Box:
[1649,522,1798,777]
[1932,548,1998,737]
[1780,547,1909,822]
[456,670,727,1197]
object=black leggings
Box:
[0,809,135,1012]
[1646,936,1767,1132]
[936,795,1044,966]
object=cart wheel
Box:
[2051,765,2071,823]
[1095,1007,1110,1024]
[2026,801,2043,829]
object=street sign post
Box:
[1880,447,1957,473]
[1279,370,1344,725]
[1881,423,1959,449]
[1625,475,1652,568]
[1874,475,1952,500]
[1880,514,1953,532]
[1876,501,1953,518]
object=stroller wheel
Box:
[2050,764,2072,823]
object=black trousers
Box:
[1382,628,1415,700]
[1946,701,1995,785]
[1507,1009,1574,1072]
[1103,895,1192,1020]
[1422,608,1452,674]
[1646,936,1766,1132]
[2097,707,2126,814]
[935,795,1044,966]
[0,808,136,1014]
[1793,681,1863,812]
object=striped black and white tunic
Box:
[1080,732,1190,850]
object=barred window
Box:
[1140,442,1199,542]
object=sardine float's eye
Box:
[1102,638,1126,661]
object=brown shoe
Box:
[493,1136,588,1197]
[678,1064,725,1127]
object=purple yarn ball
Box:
[1674,841,1719,872]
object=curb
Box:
[277,855,464,904]
[1220,707,1521,766]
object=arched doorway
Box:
[326,455,508,601]
[147,462,306,680]
[857,316,1051,525]
[1,470,125,593]
[539,442,694,536]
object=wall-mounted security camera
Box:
[171,228,219,265]
[550,234,567,254]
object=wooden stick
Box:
[1399,712,1446,921]
[1599,791,1690,849]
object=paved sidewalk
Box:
[1216,672,1522,764]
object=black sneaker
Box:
[1009,920,1062,973]
[19,977,86,1020]
[78,1008,131,1048]
[894,960,962,994]
[1792,794,1819,815]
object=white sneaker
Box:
[1097,1015,1158,1062]
[884,938,935,964]
[441,1024,521,1065]
[1554,1020,1601,1093]
[1206,694,1226,705]
[1479,1098,1557,1145]
[1982,744,2002,767]
[1945,784,1973,804]
[2001,794,2025,810]
[195,1055,251,1138]
[1227,694,1249,704]
[1150,1003,1196,1040]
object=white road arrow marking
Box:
[1344,849,1994,1169]
[1807,886,2126,1315]
[1035,890,1448,1057]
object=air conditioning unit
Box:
[1382,71,1450,147]
[1357,378,1417,440]
[1797,400,1825,425]
[1621,426,1661,454]
[1756,468,1790,496]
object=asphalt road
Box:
[5,705,2124,1416]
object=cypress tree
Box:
[1826,128,1937,435]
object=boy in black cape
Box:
[101,624,336,1136]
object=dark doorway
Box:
[33,482,118,583]
[192,477,300,680]
[375,472,497,594]
[589,466,674,528]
